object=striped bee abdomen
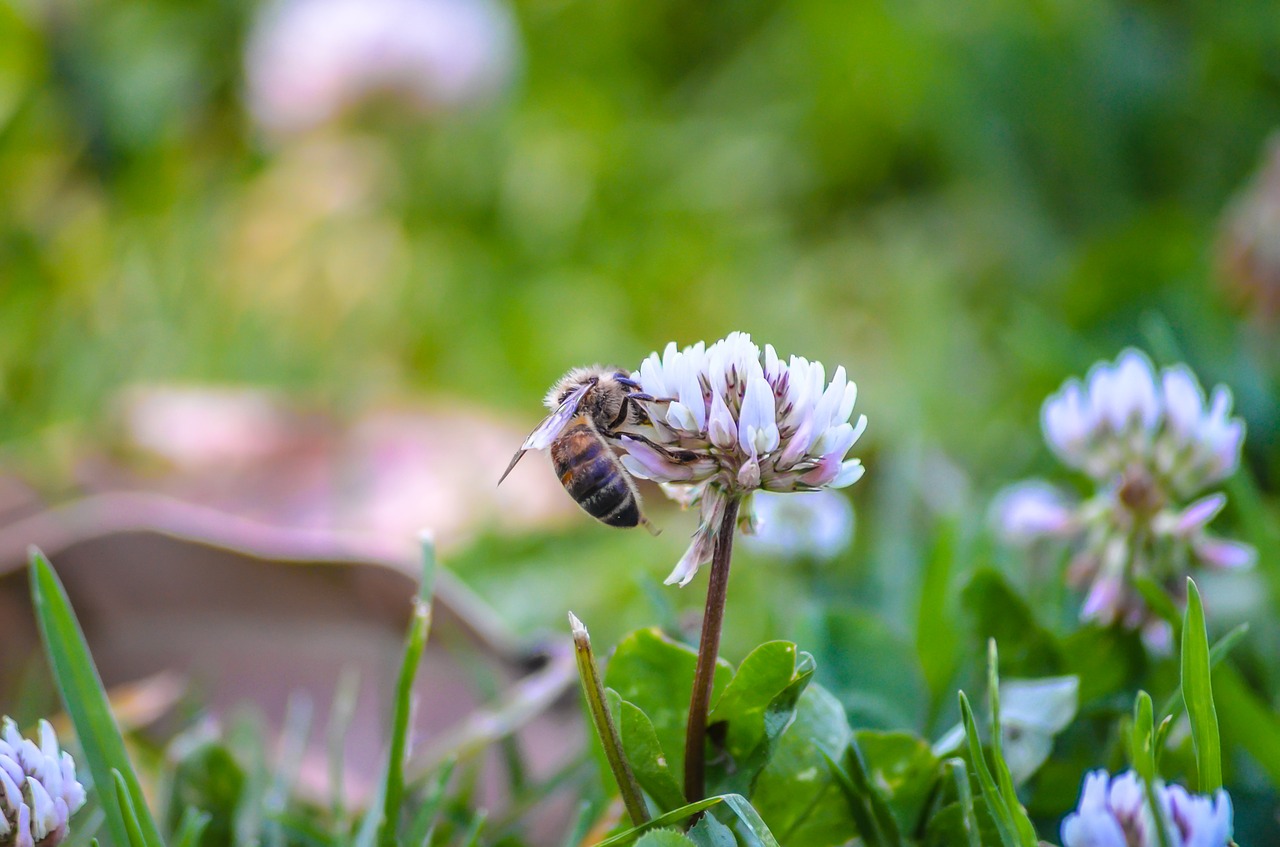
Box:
[550,420,640,528]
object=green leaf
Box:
[708,641,807,763]
[592,794,780,847]
[853,731,940,835]
[634,830,699,847]
[605,628,733,780]
[28,549,165,847]
[797,608,926,729]
[1215,666,1280,790]
[617,700,687,813]
[1181,578,1222,793]
[750,684,856,847]
[707,642,815,795]
[823,744,902,847]
[961,571,1061,678]
[946,758,981,847]
[686,813,736,847]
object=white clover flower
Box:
[245,0,519,135]
[1061,770,1232,847]
[618,333,866,585]
[1041,350,1244,496]
[999,350,1254,647]
[742,490,854,561]
[0,718,86,847]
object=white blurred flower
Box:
[742,490,854,561]
[1061,770,1232,847]
[620,333,866,585]
[1001,351,1254,647]
[0,718,86,847]
[245,0,519,135]
[1041,350,1244,495]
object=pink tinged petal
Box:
[618,439,695,482]
[27,777,55,840]
[37,721,59,763]
[17,740,41,774]
[992,482,1076,542]
[777,416,816,469]
[1176,493,1227,535]
[1081,576,1122,624]
[1162,366,1204,437]
[638,355,668,398]
[1195,537,1256,570]
[799,452,841,488]
[830,459,864,489]
[738,376,779,455]
[0,766,21,808]
[1112,350,1159,431]
[1,718,21,750]
[674,359,707,430]
[708,391,737,449]
[737,452,762,489]
[1043,381,1091,460]
[0,754,21,788]
[15,803,33,847]
[60,753,85,813]
[1060,810,1127,847]
[811,421,856,462]
[665,491,726,586]
[836,380,858,425]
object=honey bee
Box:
[499,366,681,530]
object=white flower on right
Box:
[742,489,855,561]
[619,333,866,585]
[0,718,86,847]
[995,350,1254,649]
[1061,770,1232,847]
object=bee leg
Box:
[609,393,658,429]
[639,513,661,536]
[614,431,702,465]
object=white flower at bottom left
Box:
[0,718,86,847]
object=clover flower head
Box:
[619,333,866,585]
[0,718,86,847]
[998,351,1254,648]
[743,490,854,561]
[1041,349,1244,496]
[1061,770,1232,847]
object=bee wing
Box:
[497,381,593,485]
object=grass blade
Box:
[28,548,165,847]
[172,807,212,847]
[377,535,437,847]
[111,769,148,847]
[1181,578,1222,793]
[945,759,981,847]
[984,642,1038,847]
[405,758,456,847]
[957,692,1017,847]
[1131,691,1173,847]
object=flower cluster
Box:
[994,350,1254,647]
[245,0,519,135]
[1061,770,1232,847]
[618,333,866,585]
[0,719,86,847]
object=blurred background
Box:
[2,0,1280,839]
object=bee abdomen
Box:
[551,425,640,528]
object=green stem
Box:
[683,496,741,803]
[570,612,651,826]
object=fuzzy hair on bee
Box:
[500,365,663,531]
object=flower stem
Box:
[569,612,651,826]
[683,496,741,803]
